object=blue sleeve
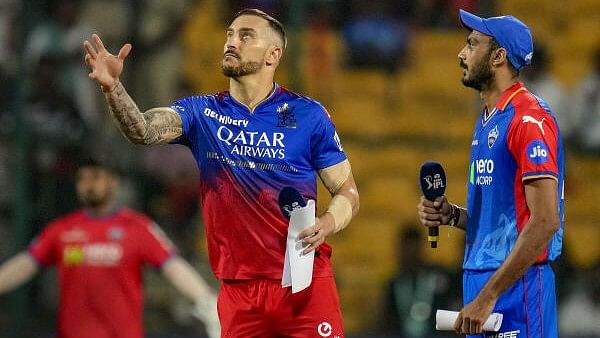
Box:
[170,96,201,147]
[311,105,347,169]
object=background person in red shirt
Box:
[0,159,220,338]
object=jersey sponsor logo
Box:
[488,125,499,148]
[64,246,85,265]
[522,115,546,135]
[217,125,286,159]
[526,140,549,164]
[487,330,520,338]
[172,104,186,112]
[204,108,249,128]
[84,243,123,266]
[470,159,494,185]
[317,321,333,337]
[63,243,123,266]
[276,103,297,128]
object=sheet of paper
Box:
[281,200,315,293]
[436,310,503,331]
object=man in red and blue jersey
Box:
[0,159,220,338]
[417,10,564,337]
[83,8,360,338]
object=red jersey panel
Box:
[506,86,562,263]
[28,208,174,338]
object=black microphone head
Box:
[419,161,447,201]
[278,187,307,219]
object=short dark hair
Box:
[233,8,287,50]
[489,37,500,52]
[76,157,118,176]
[489,37,518,74]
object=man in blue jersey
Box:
[83,8,359,338]
[417,10,564,337]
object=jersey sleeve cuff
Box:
[157,252,177,269]
[315,154,347,170]
[522,171,558,182]
[26,248,47,267]
[168,105,189,145]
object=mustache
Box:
[459,60,467,69]
[224,49,240,59]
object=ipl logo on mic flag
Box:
[424,173,445,190]
[420,162,446,201]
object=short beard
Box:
[462,52,495,91]
[80,195,108,209]
[221,60,262,78]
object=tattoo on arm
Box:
[105,82,183,145]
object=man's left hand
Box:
[454,293,497,334]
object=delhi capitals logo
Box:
[277,103,296,128]
[488,125,499,148]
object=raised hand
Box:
[83,34,132,92]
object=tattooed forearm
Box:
[104,82,145,142]
[104,82,182,145]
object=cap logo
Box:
[525,52,533,62]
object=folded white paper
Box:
[436,310,503,331]
[281,200,316,293]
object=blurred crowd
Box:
[0,0,599,337]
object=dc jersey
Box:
[170,83,347,280]
[28,208,174,338]
[464,82,565,270]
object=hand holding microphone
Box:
[418,162,452,248]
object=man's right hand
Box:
[83,34,132,92]
[417,195,452,227]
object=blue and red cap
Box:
[459,9,533,71]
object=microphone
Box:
[278,187,306,220]
[419,162,447,248]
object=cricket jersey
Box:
[171,83,347,280]
[28,208,174,338]
[464,81,565,271]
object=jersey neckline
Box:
[228,82,280,114]
[481,81,526,126]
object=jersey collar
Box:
[229,83,280,114]
[495,81,526,112]
[482,81,526,126]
